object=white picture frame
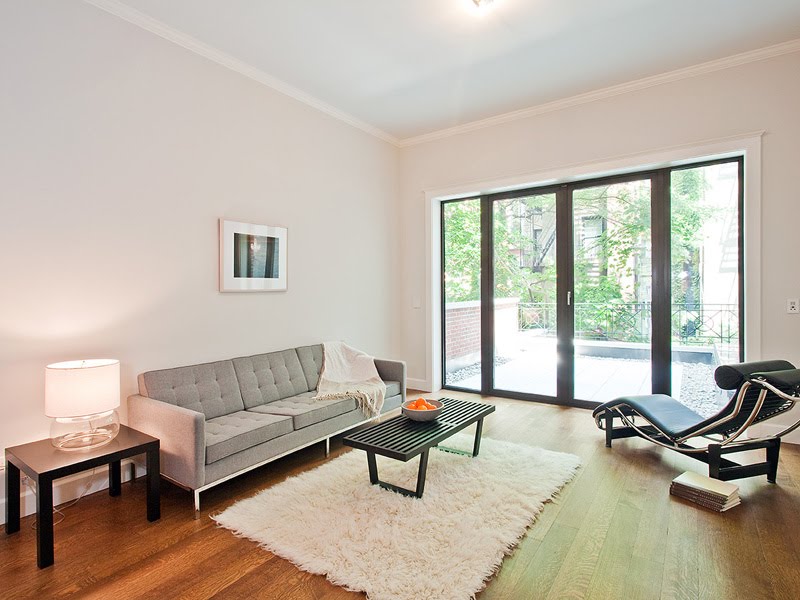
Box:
[219,219,287,292]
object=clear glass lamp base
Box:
[50,410,120,451]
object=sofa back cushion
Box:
[138,360,244,419]
[296,344,324,391]
[233,349,311,408]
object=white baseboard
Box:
[407,378,433,393]
[0,459,143,526]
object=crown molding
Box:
[80,1,800,150]
[82,0,401,146]
[399,38,800,147]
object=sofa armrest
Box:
[374,358,406,402]
[127,394,206,490]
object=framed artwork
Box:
[219,219,287,292]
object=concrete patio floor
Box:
[448,335,725,415]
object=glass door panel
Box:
[440,159,743,410]
[492,193,558,397]
[443,198,482,390]
[572,180,652,402]
[670,161,741,415]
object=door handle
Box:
[567,291,572,306]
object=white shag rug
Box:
[213,434,580,600]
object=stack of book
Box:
[670,471,740,512]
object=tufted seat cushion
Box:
[205,411,294,464]
[233,350,311,408]
[250,392,357,430]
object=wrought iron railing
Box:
[518,302,739,345]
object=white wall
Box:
[399,50,800,435]
[0,0,399,514]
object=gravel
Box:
[675,361,729,417]
[445,356,512,386]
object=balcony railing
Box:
[519,302,739,345]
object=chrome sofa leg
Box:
[325,437,330,457]
[194,490,201,519]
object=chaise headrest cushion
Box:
[714,359,796,390]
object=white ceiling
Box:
[94,0,800,143]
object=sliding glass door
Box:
[442,198,482,391]
[492,192,558,397]
[571,178,653,403]
[442,157,743,411]
[669,161,743,414]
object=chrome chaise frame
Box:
[594,374,800,482]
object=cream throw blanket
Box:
[314,342,386,417]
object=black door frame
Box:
[441,157,744,409]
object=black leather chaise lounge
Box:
[593,360,800,482]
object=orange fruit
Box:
[416,405,428,410]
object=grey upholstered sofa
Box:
[128,344,405,511]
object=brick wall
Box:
[445,301,482,361]
[444,298,519,370]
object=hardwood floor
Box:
[3,391,800,599]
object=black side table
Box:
[4,424,160,568]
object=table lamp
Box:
[45,359,121,451]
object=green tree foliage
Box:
[492,197,554,301]
[671,168,711,306]
[443,200,481,303]
[572,182,650,306]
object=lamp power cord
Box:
[24,467,102,529]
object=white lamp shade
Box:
[45,359,120,418]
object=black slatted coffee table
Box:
[343,397,495,498]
